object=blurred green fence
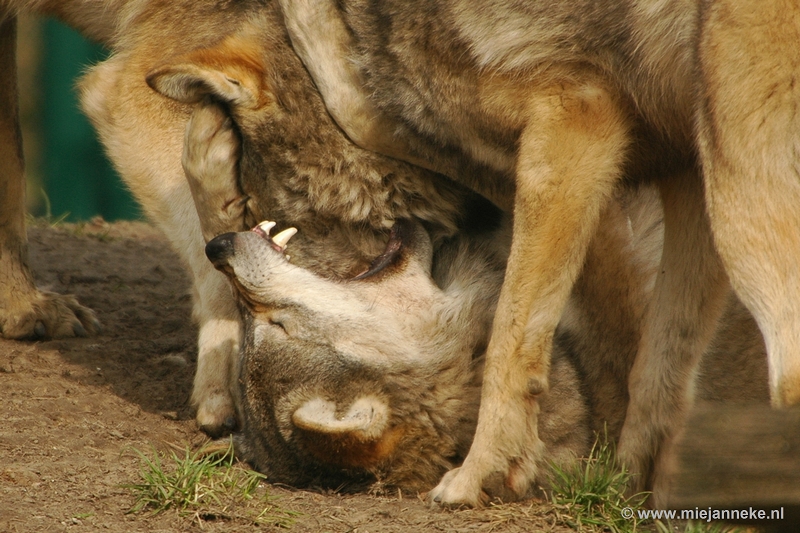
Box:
[30,19,140,222]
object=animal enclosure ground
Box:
[1,220,583,533]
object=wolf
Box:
[204,211,593,492]
[274,0,800,503]
[1,0,467,437]
[181,98,767,493]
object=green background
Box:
[34,19,140,222]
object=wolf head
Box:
[205,219,489,489]
[145,7,467,280]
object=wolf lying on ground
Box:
[183,99,768,494]
[206,211,593,493]
[274,0,800,504]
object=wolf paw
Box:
[427,467,490,508]
[427,453,538,508]
[0,288,100,340]
[182,99,249,242]
[617,430,655,496]
[427,398,545,507]
[195,392,238,438]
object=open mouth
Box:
[248,219,409,281]
[251,220,298,254]
[351,220,409,280]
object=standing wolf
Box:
[275,0,800,504]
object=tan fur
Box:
[697,1,800,405]
[184,101,766,493]
[276,0,800,504]
[2,0,466,437]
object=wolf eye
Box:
[269,319,288,334]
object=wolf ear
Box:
[146,35,269,108]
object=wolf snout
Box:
[205,232,237,267]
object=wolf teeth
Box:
[256,220,277,234]
[272,227,298,249]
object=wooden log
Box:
[661,404,800,531]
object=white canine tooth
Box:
[256,220,276,234]
[272,227,298,248]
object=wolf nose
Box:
[205,232,237,267]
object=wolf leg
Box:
[698,0,800,408]
[428,81,630,506]
[79,57,244,436]
[618,170,730,497]
[0,14,100,339]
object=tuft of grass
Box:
[26,187,71,227]
[549,435,747,533]
[124,439,299,527]
[26,211,70,229]
[549,435,648,533]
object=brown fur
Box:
[2,0,779,503]
[2,0,466,436]
[275,0,800,504]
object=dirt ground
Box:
[1,220,577,533]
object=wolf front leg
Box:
[428,80,631,506]
[0,15,99,339]
[79,56,245,436]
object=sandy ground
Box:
[1,220,577,533]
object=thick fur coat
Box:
[276,0,800,504]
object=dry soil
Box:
[1,220,575,533]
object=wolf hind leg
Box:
[618,170,730,499]
[698,0,800,407]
